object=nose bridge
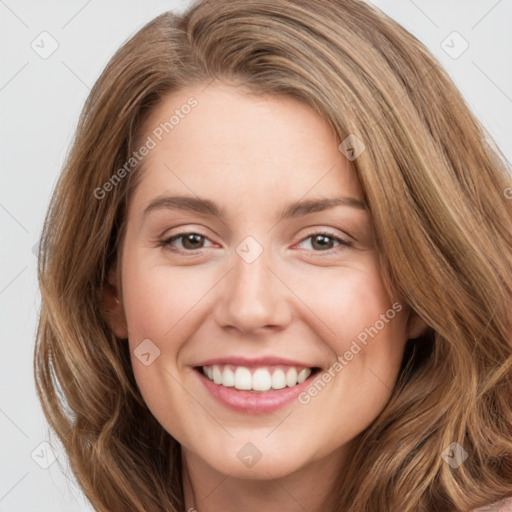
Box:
[215,236,291,334]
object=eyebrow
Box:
[142,195,368,221]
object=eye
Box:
[160,232,214,253]
[159,230,352,255]
[295,232,352,253]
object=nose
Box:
[214,245,293,335]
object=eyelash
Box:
[159,230,353,255]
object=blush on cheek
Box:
[296,272,391,346]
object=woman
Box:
[34,0,512,510]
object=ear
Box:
[101,264,128,339]
[405,309,429,340]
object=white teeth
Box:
[234,367,252,390]
[222,367,235,387]
[252,369,272,391]
[202,364,313,391]
[212,365,222,385]
[271,369,287,389]
[297,368,311,383]
[285,367,298,387]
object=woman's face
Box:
[107,83,425,479]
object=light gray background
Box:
[1,1,511,510]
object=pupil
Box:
[184,233,203,249]
[313,234,332,250]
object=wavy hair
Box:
[34,0,512,510]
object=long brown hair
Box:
[34,1,512,510]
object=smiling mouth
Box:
[194,364,322,393]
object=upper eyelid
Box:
[164,232,215,248]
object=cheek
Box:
[122,255,214,345]
[290,261,408,405]
[290,267,407,445]
[120,255,218,430]
[120,261,198,440]
[290,260,401,348]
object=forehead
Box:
[131,84,363,213]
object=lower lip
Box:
[195,368,319,414]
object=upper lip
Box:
[194,356,319,368]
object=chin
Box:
[198,444,312,480]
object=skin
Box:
[104,83,427,512]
